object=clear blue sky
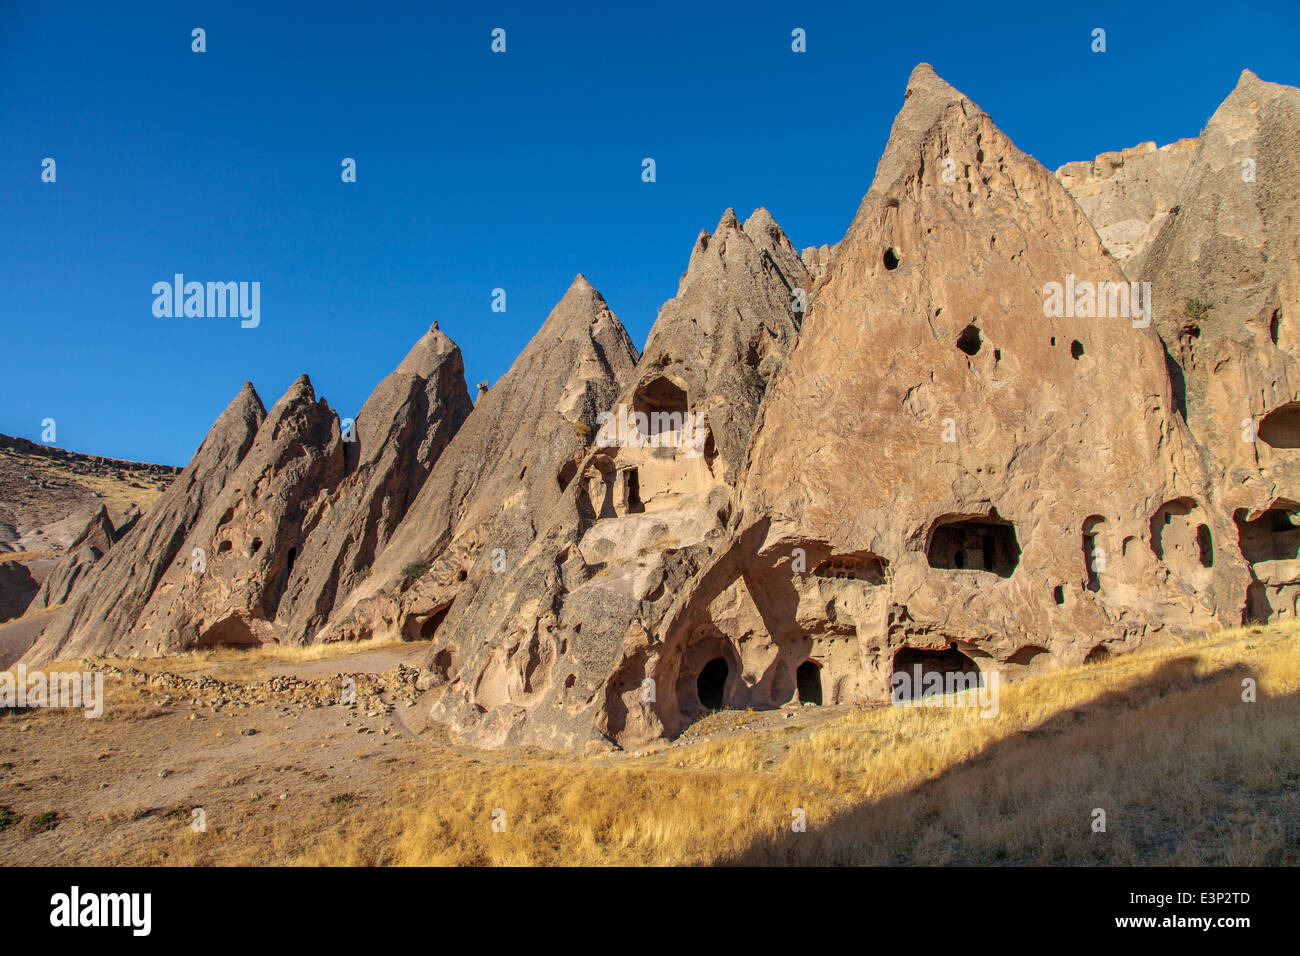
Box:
[3,0,1297,465]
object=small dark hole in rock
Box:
[956,324,982,356]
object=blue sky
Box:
[3,0,1297,465]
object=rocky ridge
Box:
[16,64,1300,755]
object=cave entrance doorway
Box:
[891,645,982,699]
[926,511,1021,577]
[697,657,728,711]
[796,661,823,705]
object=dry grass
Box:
[11,623,1297,866]
[180,635,412,666]
[291,623,1300,866]
[0,551,55,564]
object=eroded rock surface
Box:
[26,505,119,612]
[1056,138,1197,273]
[20,63,1300,755]
[25,383,267,663]
[318,276,642,748]
[1135,70,1300,623]
[605,64,1233,747]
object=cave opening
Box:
[1196,524,1213,568]
[927,512,1021,577]
[956,324,982,356]
[1082,515,1105,592]
[891,645,981,700]
[421,602,453,640]
[632,376,689,438]
[1258,403,1300,449]
[1235,505,1300,564]
[624,467,643,513]
[796,661,823,706]
[697,657,728,711]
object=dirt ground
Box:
[0,640,842,864]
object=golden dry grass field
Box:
[1,623,1296,866]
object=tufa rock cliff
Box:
[21,63,1300,754]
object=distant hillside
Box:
[0,434,178,554]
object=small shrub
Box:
[34,811,58,832]
[398,562,429,592]
[0,807,15,831]
[741,366,768,393]
[1183,298,1213,322]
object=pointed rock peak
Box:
[223,380,266,421]
[184,380,265,470]
[424,322,455,349]
[532,273,624,347]
[556,273,606,311]
[1201,66,1300,145]
[743,206,777,234]
[556,273,608,315]
[688,208,751,270]
[1220,66,1298,104]
[394,322,461,376]
[743,207,796,252]
[900,62,972,115]
[264,374,320,419]
[857,63,989,206]
[715,208,742,233]
[286,373,315,401]
[906,62,952,93]
[69,504,116,550]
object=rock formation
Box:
[1056,138,1197,273]
[395,211,811,748]
[19,63,1300,754]
[26,505,119,612]
[24,322,473,662]
[318,276,640,680]
[1134,71,1300,623]
[598,63,1239,747]
[24,383,267,662]
[271,324,472,640]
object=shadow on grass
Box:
[722,655,1295,865]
